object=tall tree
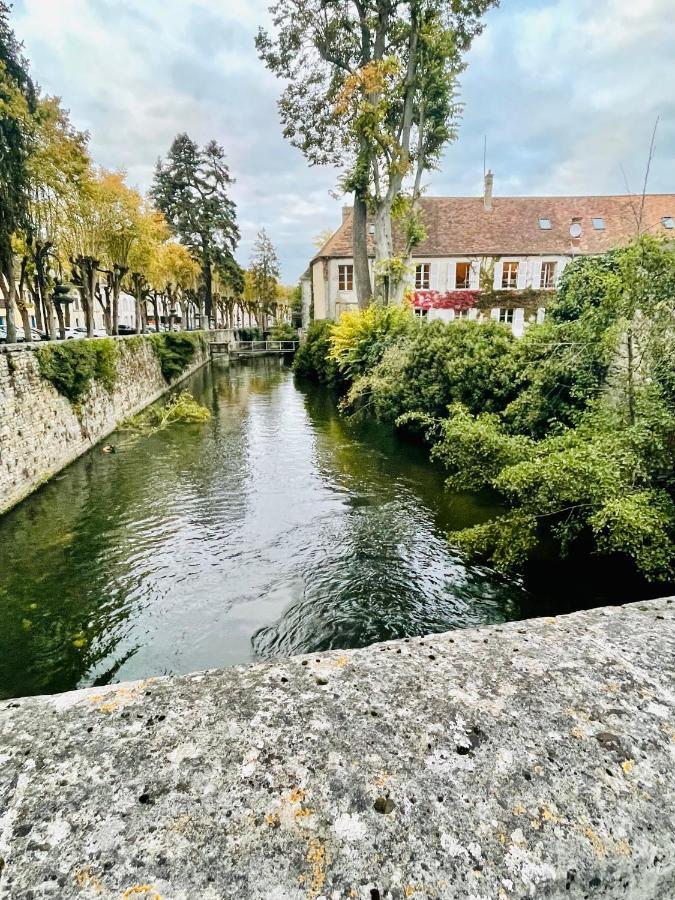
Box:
[151,134,239,329]
[0,1,35,342]
[258,1,497,305]
[250,229,280,331]
[257,1,377,308]
[23,94,90,339]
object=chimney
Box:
[342,205,351,223]
[484,170,494,211]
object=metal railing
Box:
[230,341,298,353]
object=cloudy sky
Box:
[10,0,675,281]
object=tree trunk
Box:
[152,295,160,333]
[33,284,43,332]
[134,290,142,335]
[112,282,120,336]
[35,243,56,340]
[352,193,372,310]
[201,262,212,330]
[55,301,66,340]
[4,257,17,344]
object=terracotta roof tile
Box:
[314,194,675,260]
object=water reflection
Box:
[1,358,657,701]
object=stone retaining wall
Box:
[0,332,228,514]
[0,598,673,899]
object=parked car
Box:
[62,327,86,340]
[0,327,6,344]
[117,325,138,335]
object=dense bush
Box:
[440,237,675,580]
[293,320,340,384]
[297,239,675,581]
[344,319,517,423]
[37,339,118,404]
[269,321,297,342]
[149,332,203,382]
[329,304,413,379]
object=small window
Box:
[414,308,429,319]
[498,308,515,324]
[539,218,552,230]
[457,309,471,319]
[540,261,557,289]
[415,263,430,290]
[338,264,353,291]
[662,216,675,230]
[501,261,519,289]
[455,262,471,290]
[592,217,605,230]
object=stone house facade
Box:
[304,176,675,337]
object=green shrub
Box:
[149,332,203,382]
[329,303,413,380]
[343,319,517,422]
[37,339,118,404]
[269,321,297,342]
[121,391,211,433]
[293,320,340,384]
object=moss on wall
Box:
[36,339,119,404]
[149,332,206,383]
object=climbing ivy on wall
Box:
[36,340,119,404]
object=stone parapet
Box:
[1,598,673,898]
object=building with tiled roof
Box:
[305,175,675,336]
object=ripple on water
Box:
[0,360,529,700]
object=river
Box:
[0,358,662,699]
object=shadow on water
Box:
[0,358,668,700]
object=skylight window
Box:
[663,216,675,230]
[592,217,605,230]
[539,218,552,230]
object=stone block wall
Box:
[0,333,219,515]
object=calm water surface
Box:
[0,359,661,699]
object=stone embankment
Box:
[1,598,673,899]
[0,331,230,514]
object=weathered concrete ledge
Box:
[1,599,674,899]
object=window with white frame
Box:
[498,308,515,324]
[457,309,471,319]
[338,264,353,291]
[414,308,429,319]
[501,261,519,289]
[415,263,430,289]
[540,261,557,289]
[455,262,471,290]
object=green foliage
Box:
[431,404,533,492]
[269,321,297,342]
[329,304,413,380]
[121,391,210,433]
[343,319,516,422]
[37,339,118,404]
[151,133,239,318]
[293,320,340,384]
[296,237,675,582]
[149,331,203,383]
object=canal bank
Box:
[0,330,232,516]
[0,359,668,701]
[1,598,674,899]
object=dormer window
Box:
[539,218,552,230]
[592,217,605,230]
[663,216,675,230]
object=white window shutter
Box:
[490,308,500,321]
